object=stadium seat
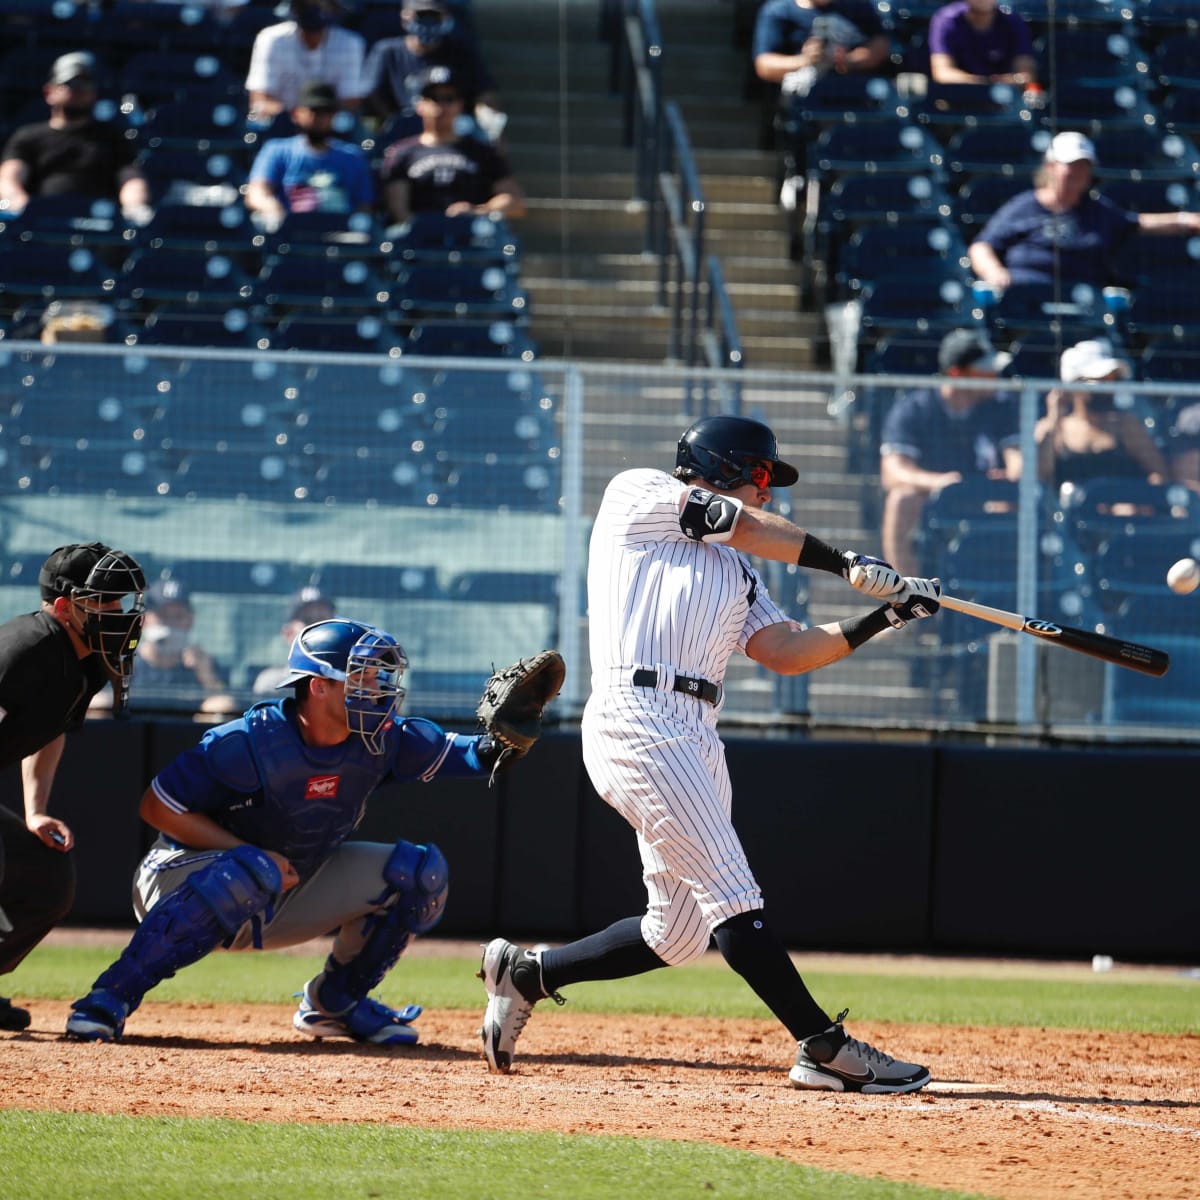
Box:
[446,570,560,605]
[0,242,119,315]
[832,221,970,301]
[388,263,528,320]
[1040,79,1148,127]
[120,50,241,109]
[305,563,443,601]
[135,201,262,269]
[89,0,224,63]
[1158,88,1200,139]
[1035,28,1149,85]
[136,144,245,206]
[254,253,392,316]
[402,319,538,360]
[260,211,384,259]
[1,193,132,267]
[1052,477,1197,556]
[119,247,256,313]
[272,313,399,355]
[382,213,519,266]
[856,271,974,338]
[945,125,1045,182]
[1089,126,1199,179]
[1151,32,1200,91]
[133,304,273,350]
[809,121,942,178]
[1102,633,1200,724]
[952,174,1029,237]
[139,94,250,155]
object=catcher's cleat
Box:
[65,989,129,1043]
[293,981,421,1046]
[789,1009,930,1094]
[0,996,31,1032]
[477,938,563,1074]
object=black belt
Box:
[632,668,720,705]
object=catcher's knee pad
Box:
[91,846,281,1007]
[382,839,449,936]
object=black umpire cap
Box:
[39,542,115,601]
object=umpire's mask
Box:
[40,543,146,712]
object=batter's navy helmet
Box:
[674,416,799,489]
[277,618,408,754]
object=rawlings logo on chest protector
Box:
[305,775,340,799]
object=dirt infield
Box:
[7,937,1198,1198]
[6,986,1198,1200]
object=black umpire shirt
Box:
[0,611,109,771]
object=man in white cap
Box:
[0,52,149,216]
[969,131,1200,291]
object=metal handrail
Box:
[605,0,744,371]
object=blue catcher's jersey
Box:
[150,699,487,879]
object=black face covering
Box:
[294,2,336,32]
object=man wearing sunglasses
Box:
[480,415,940,1094]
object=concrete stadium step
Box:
[521,251,797,289]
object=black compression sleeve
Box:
[796,533,848,576]
[838,606,894,649]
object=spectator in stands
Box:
[252,586,338,693]
[880,328,1021,576]
[245,0,367,120]
[1035,339,1171,488]
[969,132,1200,292]
[927,0,1037,86]
[245,80,374,228]
[362,1,506,143]
[379,66,525,226]
[0,53,150,218]
[752,0,890,95]
[132,579,235,716]
[1168,403,1200,491]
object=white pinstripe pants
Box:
[581,688,764,966]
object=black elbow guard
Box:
[679,487,742,542]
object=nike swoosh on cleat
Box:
[834,1067,876,1084]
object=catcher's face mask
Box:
[344,629,408,755]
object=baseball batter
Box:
[480,415,937,1092]
[65,618,525,1045]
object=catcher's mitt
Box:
[476,650,566,754]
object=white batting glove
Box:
[842,552,905,599]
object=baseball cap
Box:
[418,64,461,96]
[938,328,1010,374]
[1059,339,1132,383]
[146,578,192,612]
[289,584,336,624]
[39,542,111,601]
[1045,131,1097,166]
[296,80,339,111]
[47,52,96,88]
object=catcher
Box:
[65,620,563,1044]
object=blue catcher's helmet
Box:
[277,618,408,754]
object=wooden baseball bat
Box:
[939,594,1170,677]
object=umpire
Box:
[0,542,145,1031]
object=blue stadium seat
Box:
[272,313,399,355]
[119,246,257,314]
[90,0,224,64]
[1090,126,1199,179]
[382,213,519,266]
[305,563,443,601]
[983,281,1110,345]
[1151,32,1200,91]
[254,253,392,315]
[952,174,1029,237]
[136,143,245,205]
[1159,88,1200,139]
[1102,634,1200,724]
[306,453,428,507]
[809,121,941,178]
[260,211,384,260]
[139,94,250,155]
[1035,28,1150,85]
[133,304,273,350]
[857,271,974,338]
[1052,477,1198,555]
[833,221,970,301]
[447,570,560,606]
[0,242,119,315]
[1040,79,1148,127]
[945,125,1045,182]
[401,319,537,359]
[0,193,132,267]
[120,50,241,109]
[388,263,528,320]
[135,202,262,271]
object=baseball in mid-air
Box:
[1166,557,1200,595]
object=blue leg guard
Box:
[66,846,281,1041]
[316,840,448,1015]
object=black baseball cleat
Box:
[0,996,32,1031]
[789,1009,930,1094]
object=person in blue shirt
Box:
[879,328,1022,576]
[969,131,1200,291]
[752,0,890,91]
[245,79,374,229]
[65,618,524,1045]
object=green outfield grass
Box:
[8,945,1196,1033]
[6,946,1194,1200]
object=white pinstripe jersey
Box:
[587,469,791,694]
